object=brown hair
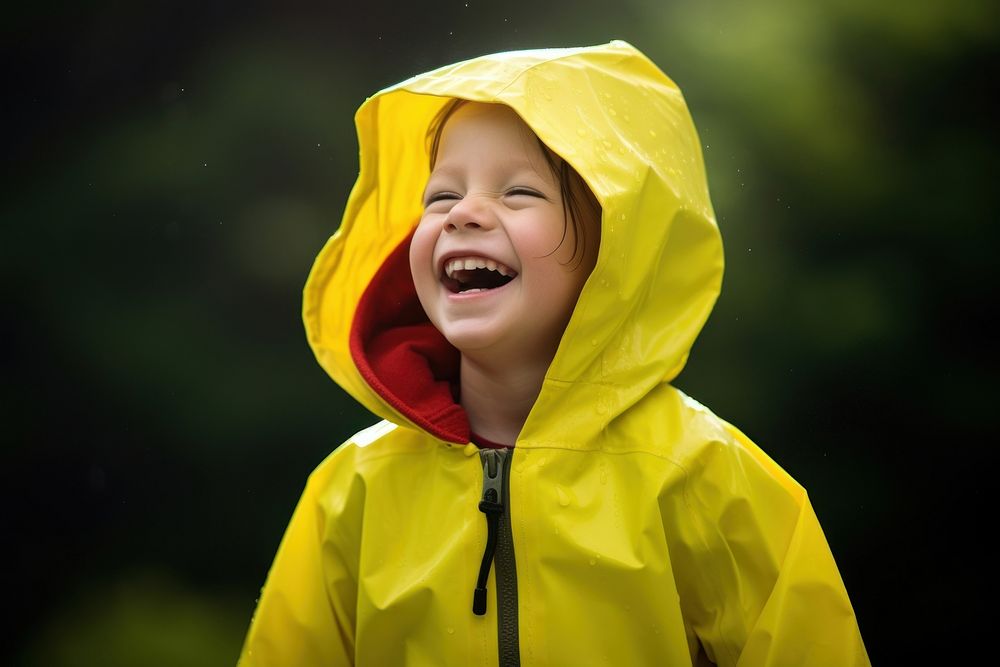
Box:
[425,99,601,270]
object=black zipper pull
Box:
[473,448,505,615]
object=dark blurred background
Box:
[3,0,996,664]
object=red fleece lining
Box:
[349,233,470,444]
[471,432,513,449]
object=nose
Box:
[443,194,496,233]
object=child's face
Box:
[410,102,598,366]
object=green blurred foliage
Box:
[5,0,997,664]
[18,573,245,667]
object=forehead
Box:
[433,102,553,177]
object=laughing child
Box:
[239,41,870,666]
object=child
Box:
[239,41,870,666]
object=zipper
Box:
[473,447,521,666]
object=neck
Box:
[459,352,549,446]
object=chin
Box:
[442,328,500,355]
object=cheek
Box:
[544,225,595,308]
[410,219,435,264]
[548,221,581,270]
[409,222,438,293]
[529,249,587,308]
[529,208,572,256]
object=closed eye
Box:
[424,191,461,206]
[505,187,546,199]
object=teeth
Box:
[444,256,515,279]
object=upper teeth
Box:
[444,256,514,279]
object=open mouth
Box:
[441,256,518,294]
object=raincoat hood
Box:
[304,40,723,447]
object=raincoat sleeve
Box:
[238,444,363,667]
[679,424,869,667]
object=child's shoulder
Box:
[628,385,801,494]
[615,384,735,460]
[305,419,441,486]
[655,386,804,501]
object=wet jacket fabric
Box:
[238,41,870,666]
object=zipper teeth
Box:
[473,448,521,665]
[494,448,521,666]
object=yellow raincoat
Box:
[239,41,870,666]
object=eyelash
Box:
[426,188,542,205]
[427,192,460,204]
[506,187,542,198]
